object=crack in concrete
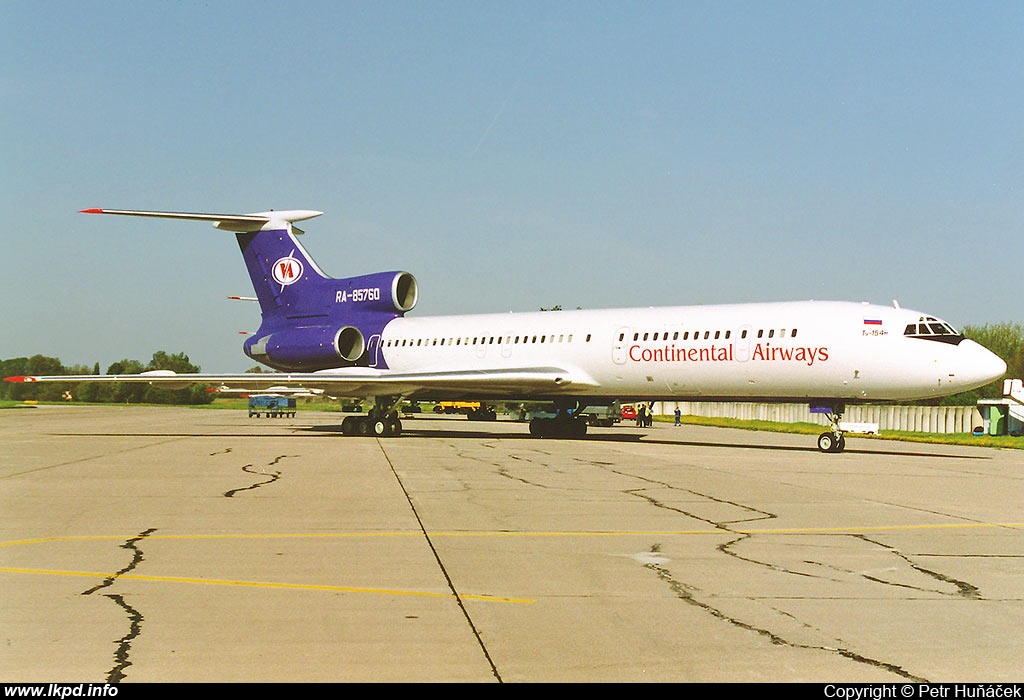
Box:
[223,455,295,497]
[103,593,144,683]
[81,528,156,595]
[80,528,155,683]
[851,534,982,599]
[605,464,975,680]
[644,555,928,682]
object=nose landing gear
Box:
[816,407,847,453]
[817,429,846,453]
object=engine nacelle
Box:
[248,325,365,371]
[335,271,418,313]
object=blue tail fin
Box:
[80,208,418,371]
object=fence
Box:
[650,401,983,434]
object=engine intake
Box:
[335,271,418,314]
[392,271,418,312]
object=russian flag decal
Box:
[864,319,883,325]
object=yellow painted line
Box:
[0,567,532,603]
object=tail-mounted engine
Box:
[248,325,366,370]
[245,271,419,371]
[335,271,418,313]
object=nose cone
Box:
[957,339,1007,391]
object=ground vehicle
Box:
[621,405,637,421]
[580,402,621,427]
[248,395,297,418]
[432,401,496,421]
[433,401,480,414]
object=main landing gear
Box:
[341,396,404,437]
[816,407,847,453]
[529,399,589,439]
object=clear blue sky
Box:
[4,1,1022,373]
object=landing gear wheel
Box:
[817,431,845,453]
[528,417,587,439]
[571,418,588,438]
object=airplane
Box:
[4,208,1007,452]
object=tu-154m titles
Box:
[5,208,1006,452]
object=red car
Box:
[621,405,637,420]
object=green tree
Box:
[143,351,213,405]
[105,358,148,403]
[0,357,29,400]
[22,355,67,401]
[946,322,1024,404]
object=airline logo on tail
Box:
[272,253,304,287]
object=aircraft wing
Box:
[4,366,596,401]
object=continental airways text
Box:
[628,342,830,366]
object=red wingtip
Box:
[80,208,104,214]
[4,376,31,383]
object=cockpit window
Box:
[904,316,964,345]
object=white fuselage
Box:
[374,301,1004,402]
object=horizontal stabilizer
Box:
[80,208,322,233]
